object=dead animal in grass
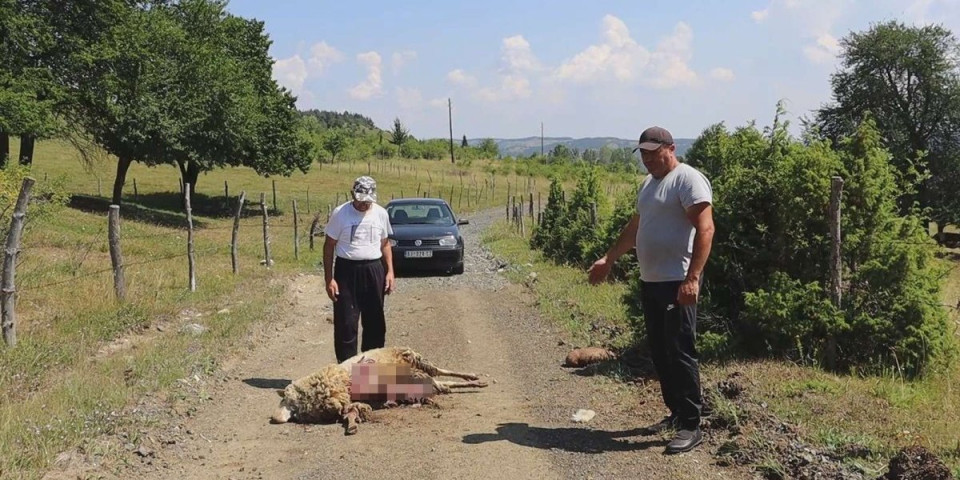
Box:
[563,347,617,367]
[270,347,488,435]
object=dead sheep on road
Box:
[270,347,488,434]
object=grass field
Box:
[4,138,959,477]
[482,220,960,476]
[0,139,593,479]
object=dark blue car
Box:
[386,198,468,275]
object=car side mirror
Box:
[457,219,470,225]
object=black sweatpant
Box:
[333,257,387,363]
[640,280,702,430]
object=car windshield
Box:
[388,202,455,226]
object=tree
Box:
[322,130,346,162]
[477,138,497,158]
[0,0,122,167]
[299,109,376,130]
[461,134,468,148]
[683,108,949,375]
[68,0,310,204]
[389,117,409,156]
[813,21,960,224]
[68,3,188,205]
[169,2,310,197]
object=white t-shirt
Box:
[324,202,393,260]
[634,163,713,282]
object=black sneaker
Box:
[664,428,702,454]
[640,415,679,435]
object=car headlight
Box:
[438,235,457,246]
[388,239,397,247]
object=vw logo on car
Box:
[414,239,422,246]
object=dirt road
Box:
[48,211,752,480]
[110,275,747,480]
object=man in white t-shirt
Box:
[323,176,396,362]
[587,126,715,455]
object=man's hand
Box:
[384,271,395,294]
[326,279,339,302]
[588,257,612,285]
[677,277,699,305]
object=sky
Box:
[225,0,960,141]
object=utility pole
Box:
[540,122,544,158]
[448,98,455,164]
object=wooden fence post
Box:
[133,179,138,201]
[185,184,196,292]
[261,192,272,268]
[231,191,246,274]
[272,180,278,212]
[224,180,229,200]
[2,177,34,347]
[309,212,322,251]
[108,205,125,301]
[826,176,844,370]
[519,204,525,236]
[293,199,300,261]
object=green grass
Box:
[0,139,639,479]
[480,221,633,349]
[482,211,960,474]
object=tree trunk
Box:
[18,135,35,166]
[0,131,8,168]
[184,160,200,199]
[113,156,132,206]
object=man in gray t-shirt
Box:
[588,126,715,455]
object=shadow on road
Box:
[462,422,667,453]
[242,378,291,390]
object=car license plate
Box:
[405,250,433,258]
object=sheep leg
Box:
[436,379,489,389]
[416,361,480,381]
[341,402,372,435]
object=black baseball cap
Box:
[632,126,674,152]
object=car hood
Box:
[390,224,459,239]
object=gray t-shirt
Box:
[634,163,713,282]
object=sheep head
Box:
[270,385,299,424]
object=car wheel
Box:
[452,263,464,275]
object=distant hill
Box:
[467,136,694,158]
[299,110,377,130]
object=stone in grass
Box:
[180,323,207,336]
[571,409,596,423]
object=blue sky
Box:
[226,0,960,140]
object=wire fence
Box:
[0,180,338,347]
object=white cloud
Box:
[273,55,309,96]
[554,16,698,89]
[348,51,384,100]
[751,0,849,65]
[447,69,478,88]
[802,33,840,64]
[709,67,735,82]
[307,41,343,74]
[396,87,423,109]
[469,35,543,103]
[751,8,770,22]
[501,35,541,72]
[476,74,532,102]
[428,98,448,108]
[392,50,417,73]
